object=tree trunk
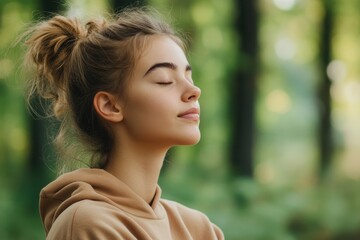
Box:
[111,0,146,12]
[27,0,64,173]
[39,0,65,17]
[229,0,259,177]
[318,0,333,175]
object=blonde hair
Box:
[23,8,185,173]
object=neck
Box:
[104,139,168,204]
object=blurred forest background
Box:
[1,0,360,239]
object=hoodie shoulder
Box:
[40,168,162,239]
[160,199,224,240]
[47,200,137,240]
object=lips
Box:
[178,107,200,121]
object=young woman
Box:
[23,7,224,240]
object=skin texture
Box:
[93,35,201,203]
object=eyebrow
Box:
[144,62,192,76]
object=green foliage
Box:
[161,173,360,240]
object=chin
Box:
[177,132,201,146]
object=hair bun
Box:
[25,16,86,118]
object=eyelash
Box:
[157,82,173,85]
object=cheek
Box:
[125,91,175,128]
[134,95,170,116]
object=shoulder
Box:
[160,199,224,240]
[161,199,207,221]
[47,200,137,240]
[71,200,122,226]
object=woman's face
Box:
[119,35,201,148]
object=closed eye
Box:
[157,82,173,85]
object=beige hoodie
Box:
[40,168,224,239]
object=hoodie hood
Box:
[40,168,164,233]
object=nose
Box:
[182,84,201,102]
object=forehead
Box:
[134,35,188,70]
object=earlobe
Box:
[93,91,123,123]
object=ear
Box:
[93,91,123,123]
